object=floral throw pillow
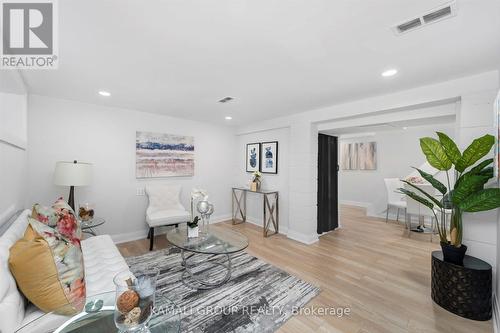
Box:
[9,198,86,314]
[31,197,82,243]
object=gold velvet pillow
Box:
[9,200,85,315]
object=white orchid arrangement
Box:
[190,188,208,220]
[252,171,262,181]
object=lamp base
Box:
[68,186,75,211]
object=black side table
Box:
[431,251,492,321]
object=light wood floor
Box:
[117,205,492,333]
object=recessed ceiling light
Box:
[225,116,232,120]
[403,126,408,130]
[98,91,111,97]
[381,69,398,77]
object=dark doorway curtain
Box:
[317,133,339,233]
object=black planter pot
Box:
[440,242,467,265]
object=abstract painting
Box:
[136,131,194,178]
[341,143,358,170]
[358,142,377,170]
[261,141,278,174]
[246,143,260,172]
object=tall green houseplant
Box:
[399,132,500,264]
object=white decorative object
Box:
[196,200,214,235]
[187,226,199,238]
[190,188,208,220]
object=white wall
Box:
[27,95,236,242]
[235,127,289,233]
[0,71,28,227]
[457,89,499,272]
[338,123,455,217]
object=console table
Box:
[231,187,279,237]
[431,251,492,321]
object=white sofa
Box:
[0,210,130,333]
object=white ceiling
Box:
[19,0,500,126]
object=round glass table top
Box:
[15,291,180,333]
[167,227,249,254]
[80,217,105,229]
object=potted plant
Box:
[251,171,262,191]
[187,216,200,238]
[399,132,500,265]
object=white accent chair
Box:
[384,178,407,223]
[146,184,190,251]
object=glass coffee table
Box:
[15,291,180,333]
[167,228,249,290]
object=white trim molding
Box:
[494,293,499,333]
[286,229,319,245]
[111,214,232,244]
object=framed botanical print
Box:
[260,141,278,174]
[246,143,261,172]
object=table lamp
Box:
[53,160,92,211]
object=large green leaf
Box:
[398,188,435,210]
[459,188,500,212]
[401,180,442,208]
[452,174,490,205]
[478,167,494,179]
[412,167,447,195]
[437,132,461,164]
[455,134,495,172]
[469,158,493,175]
[420,137,452,171]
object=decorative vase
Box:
[113,268,159,332]
[255,179,261,191]
[187,226,199,238]
[250,182,257,191]
[440,242,467,265]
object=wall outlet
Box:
[136,187,145,196]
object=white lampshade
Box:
[53,161,92,187]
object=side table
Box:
[80,217,105,236]
[431,251,492,321]
[231,187,279,237]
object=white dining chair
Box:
[384,178,407,223]
[145,184,190,251]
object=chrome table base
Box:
[180,250,232,290]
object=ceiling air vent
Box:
[423,5,452,23]
[396,18,422,33]
[392,1,457,35]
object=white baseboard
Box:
[111,229,149,244]
[111,214,232,244]
[286,229,318,245]
[243,215,288,235]
[340,200,370,208]
[494,294,499,333]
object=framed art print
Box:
[136,131,194,178]
[260,141,278,174]
[246,143,261,172]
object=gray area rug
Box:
[126,248,320,333]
